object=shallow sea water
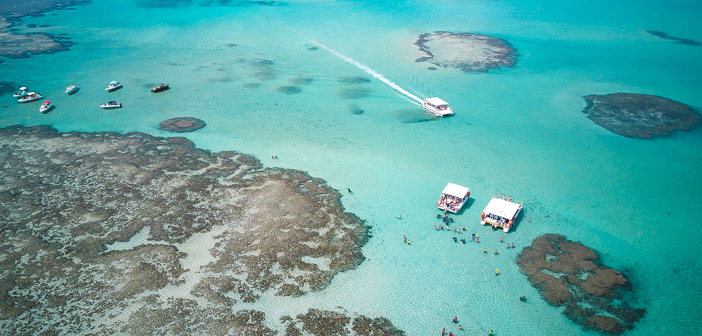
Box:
[1,0,701,334]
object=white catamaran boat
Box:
[480,195,523,233]
[100,101,122,109]
[105,81,122,92]
[17,92,43,103]
[437,183,471,213]
[39,100,53,113]
[423,97,454,117]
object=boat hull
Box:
[40,105,54,113]
[17,96,43,103]
[423,104,454,117]
[100,104,122,109]
[66,86,79,95]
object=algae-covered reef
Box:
[0,125,400,334]
[516,234,645,335]
[414,31,517,72]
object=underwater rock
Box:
[276,85,302,94]
[338,76,371,84]
[582,93,699,139]
[349,103,364,115]
[290,77,314,85]
[414,31,517,72]
[646,30,701,46]
[0,125,378,334]
[282,309,405,336]
[159,117,206,132]
[0,18,75,60]
[516,234,645,335]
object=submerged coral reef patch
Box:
[582,93,699,139]
[516,234,645,335]
[0,125,393,334]
[282,309,405,336]
[646,30,701,46]
[159,117,206,132]
[414,31,517,72]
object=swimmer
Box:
[453,317,458,323]
[507,243,510,248]
[483,248,487,253]
[500,238,504,243]
[2,104,6,108]
[459,325,464,330]
[528,218,532,223]
[462,226,466,231]
[461,239,466,244]
[512,243,515,248]
[489,330,494,335]
[453,237,457,242]
[397,215,402,219]
[495,269,500,275]
[494,250,498,255]
[437,214,442,218]
[476,238,479,242]
[347,188,352,193]
[407,240,411,244]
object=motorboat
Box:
[17,92,44,103]
[39,100,54,113]
[422,97,454,117]
[105,81,123,92]
[12,87,28,98]
[151,83,169,93]
[66,85,79,95]
[100,101,122,109]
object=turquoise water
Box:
[2,0,702,334]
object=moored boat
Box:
[437,183,471,213]
[105,81,122,92]
[12,87,28,98]
[17,92,44,103]
[39,100,54,113]
[423,97,454,117]
[151,83,169,93]
[66,85,79,95]
[100,101,122,109]
[480,195,523,233]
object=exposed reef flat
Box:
[0,125,396,334]
[159,117,206,132]
[0,0,90,18]
[582,93,699,139]
[646,30,701,46]
[0,18,75,60]
[282,309,405,335]
[414,31,516,72]
[516,234,645,335]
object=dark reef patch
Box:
[0,81,17,96]
[337,87,371,99]
[282,309,405,336]
[276,85,302,95]
[348,104,364,115]
[517,234,645,335]
[338,76,371,84]
[414,31,517,72]
[582,93,699,139]
[290,77,314,85]
[249,58,277,81]
[0,125,390,334]
[646,30,701,46]
[159,117,206,132]
[134,0,285,8]
[243,82,261,88]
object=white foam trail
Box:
[311,40,424,105]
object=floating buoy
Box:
[407,240,411,245]
[483,248,487,253]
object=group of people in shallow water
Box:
[441,317,495,335]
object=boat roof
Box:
[426,97,448,106]
[20,87,27,90]
[442,183,470,198]
[482,197,521,219]
[42,100,50,103]
[110,81,119,84]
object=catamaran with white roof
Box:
[423,97,453,117]
[480,195,523,232]
[437,183,471,213]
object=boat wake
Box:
[311,40,424,105]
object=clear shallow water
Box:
[2,0,701,334]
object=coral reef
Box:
[0,125,391,334]
[414,31,517,72]
[646,30,701,46]
[159,117,206,132]
[582,93,699,139]
[282,309,405,336]
[516,234,645,335]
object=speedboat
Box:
[12,87,28,98]
[39,100,54,113]
[100,101,122,109]
[105,81,122,92]
[66,85,79,95]
[17,92,43,103]
[151,83,169,93]
[422,97,454,117]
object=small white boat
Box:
[100,101,122,109]
[105,81,122,92]
[66,85,79,95]
[12,87,28,98]
[17,92,44,103]
[39,100,54,113]
[423,97,454,117]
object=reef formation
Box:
[582,93,699,139]
[159,117,206,132]
[0,125,400,334]
[646,30,701,46]
[282,309,405,335]
[414,31,517,72]
[516,234,645,335]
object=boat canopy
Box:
[482,197,521,219]
[425,97,449,106]
[42,100,50,104]
[19,87,27,91]
[110,81,119,84]
[442,183,470,199]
